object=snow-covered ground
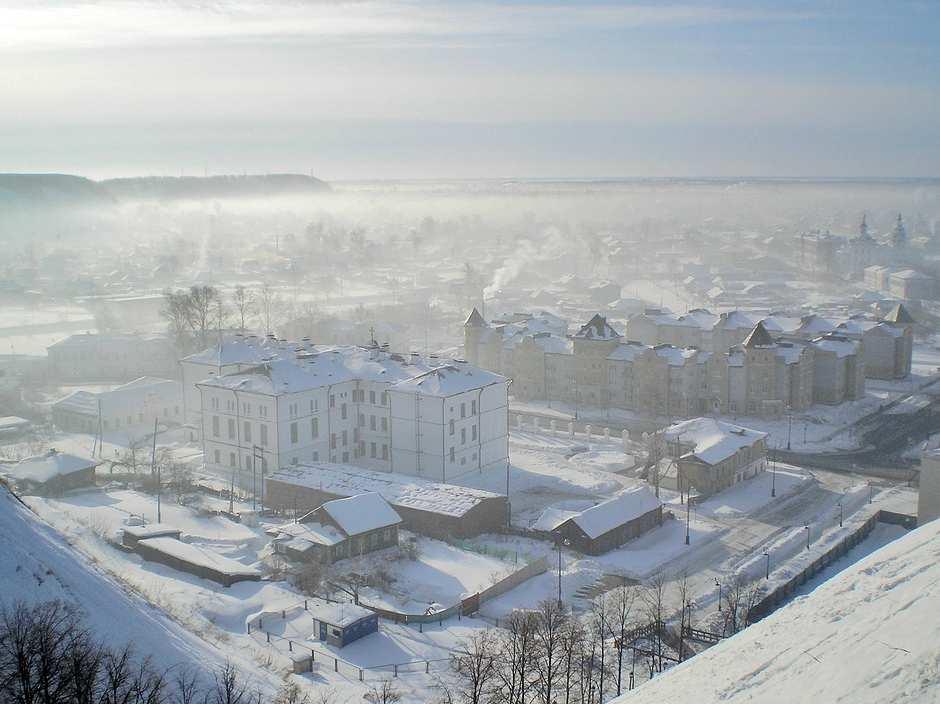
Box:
[611,518,940,704]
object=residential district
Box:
[2,202,939,703]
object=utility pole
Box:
[150,417,161,523]
[771,447,776,498]
[787,407,792,450]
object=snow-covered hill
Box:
[0,488,280,695]
[613,519,940,704]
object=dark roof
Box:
[884,303,915,324]
[573,314,622,340]
[742,321,775,348]
[464,308,485,327]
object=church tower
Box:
[463,308,486,365]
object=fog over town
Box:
[1,3,939,704]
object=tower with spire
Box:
[891,213,907,248]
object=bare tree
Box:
[673,570,692,662]
[258,283,280,334]
[274,680,311,704]
[209,662,257,704]
[493,610,538,704]
[231,286,256,333]
[605,585,637,696]
[642,571,669,673]
[162,288,193,350]
[451,630,499,704]
[186,285,221,347]
[558,613,585,704]
[364,681,402,704]
[531,599,567,704]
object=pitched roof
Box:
[573,314,622,341]
[884,303,915,324]
[742,321,775,348]
[319,492,402,536]
[464,308,486,327]
[562,486,662,540]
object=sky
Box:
[1,0,938,180]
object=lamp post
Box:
[804,525,811,550]
[763,551,770,580]
[786,407,792,450]
[685,495,691,545]
[868,481,873,504]
[715,578,722,611]
[838,497,843,528]
[771,447,776,498]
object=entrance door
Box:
[319,621,327,641]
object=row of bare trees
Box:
[0,601,354,704]
[161,285,282,352]
[447,571,765,704]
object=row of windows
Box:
[448,420,478,443]
[102,405,180,430]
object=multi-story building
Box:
[195,342,509,489]
[466,308,869,420]
[48,333,176,382]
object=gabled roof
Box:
[883,303,915,324]
[561,487,662,540]
[319,492,402,536]
[7,450,99,484]
[464,308,486,328]
[742,321,775,348]
[573,314,622,341]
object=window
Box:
[381,391,388,405]
[358,413,365,427]
[260,424,268,446]
[242,402,251,416]
[461,402,466,418]
[381,417,388,432]
[370,390,376,404]
[341,403,347,420]
[211,397,219,410]
[227,418,236,439]
[311,417,319,438]
[331,433,337,449]
[290,422,298,444]
[330,394,335,408]
[174,405,179,416]
[382,444,388,460]
[370,442,376,458]
[213,449,220,463]
[370,415,376,431]
[449,447,455,462]
[472,424,477,441]
[243,421,251,443]
[312,451,319,461]
[309,400,315,413]
[342,430,348,446]
[291,456,298,465]
[126,415,132,426]
[212,416,220,437]
[461,428,466,444]
[342,451,349,463]
[260,405,267,417]
[471,400,477,415]
[229,452,236,467]
[449,419,455,436]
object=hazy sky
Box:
[1,0,938,179]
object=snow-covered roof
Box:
[796,315,837,336]
[48,332,169,350]
[276,520,345,547]
[654,345,698,366]
[308,602,374,627]
[392,363,507,397]
[268,464,502,518]
[608,341,650,362]
[664,418,766,466]
[137,537,260,578]
[890,268,930,280]
[53,377,181,415]
[608,519,940,704]
[181,334,303,366]
[562,486,662,540]
[7,450,98,483]
[811,334,859,358]
[531,506,582,532]
[0,416,30,431]
[319,493,402,536]
[122,523,181,540]
[199,346,506,398]
[714,311,756,330]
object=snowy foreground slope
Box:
[614,520,940,704]
[0,488,281,696]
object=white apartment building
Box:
[196,344,509,489]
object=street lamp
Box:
[763,551,770,580]
[838,498,844,528]
[804,525,811,550]
[715,578,722,611]
[685,495,692,545]
[771,447,777,498]
[786,406,792,450]
[868,481,873,504]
